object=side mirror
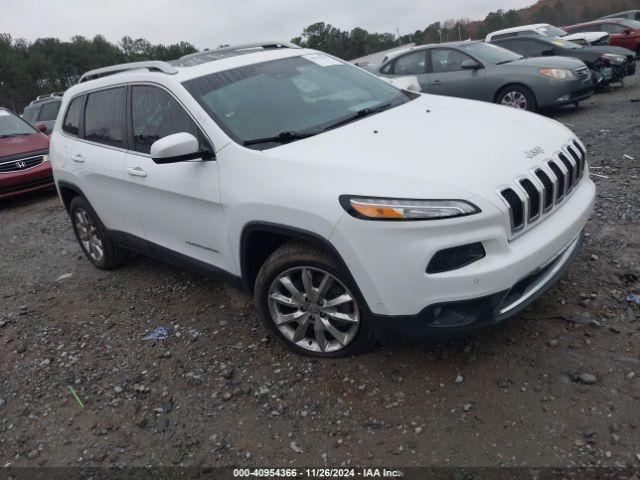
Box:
[461,59,482,70]
[622,28,633,35]
[35,123,47,133]
[150,132,213,164]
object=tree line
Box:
[0,35,196,112]
[0,0,637,111]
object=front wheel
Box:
[255,242,376,357]
[496,85,537,112]
[69,196,125,270]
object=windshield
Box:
[0,110,37,138]
[460,42,523,64]
[620,19,640,29]
[540,25,568,37]
[183,54,411,149]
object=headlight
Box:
[539,68,575,80]
[601,53,626,65]
[340,196,480,221]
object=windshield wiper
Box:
[322,102,393,132]
[243,130,318,147]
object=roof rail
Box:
[217,41,301,52]
[30,92,65,105]
[78,61,178,83]
[175,41,301,64]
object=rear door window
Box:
[430,49,475,73]
[84,88,126,148]
[38,101,61,122]
[62,96,84,136]
[130,85,209,154]
[390,51,427,75]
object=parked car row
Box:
[22,92,63,134]
[360,10,638,113]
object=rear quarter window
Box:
[38,100,61,122]
[22,105,40,123]
[63,96,84,136]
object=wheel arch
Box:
[57,180,86,212]
[239,222,368,310]
[494,82,537,104]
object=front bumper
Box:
[368,231,584,345]
[0,161,54,200]
[331,177,595,318]
[536,78,594,108]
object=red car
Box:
[564,18,640,57]
[0,108,52,201]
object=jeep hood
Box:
[268,95,578,202]
[0,133,49,160]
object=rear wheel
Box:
[69,196,125,270]
[255,242,375,357]
[496,85,537,112]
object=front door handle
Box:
[126,166,147,178]
[431,80,443,86]
[71,154,84,163]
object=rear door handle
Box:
[71,154,84,163]
[126,166,147,178]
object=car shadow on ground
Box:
[0,188,57,212]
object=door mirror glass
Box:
[460,59,481,70]
[150,132,207,164]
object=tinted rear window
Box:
[84,88,126,147]
[63,96,84,136]
[38,100,61,122]
[22,105,40,123]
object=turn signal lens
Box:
[342,197,480,221]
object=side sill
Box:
[107,230,243,290]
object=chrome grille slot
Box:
[500,188,525,231]
[519,178,541,221]
[0,155,45,173]
[558,153,576,192]
[535,169,554,211]
[498,140,587,238]
[566,145,583,181]
[548,161,566,202]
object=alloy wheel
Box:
[267,266,360,353]
[74,208,104,262]
[501,91,528,109]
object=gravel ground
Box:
[1,73,639,469]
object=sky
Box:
[1,0,537,48]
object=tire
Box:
[496,85,537,112]
[255,242,376,358]
[69,196,125,270]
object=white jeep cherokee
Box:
[50,42,596,357]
